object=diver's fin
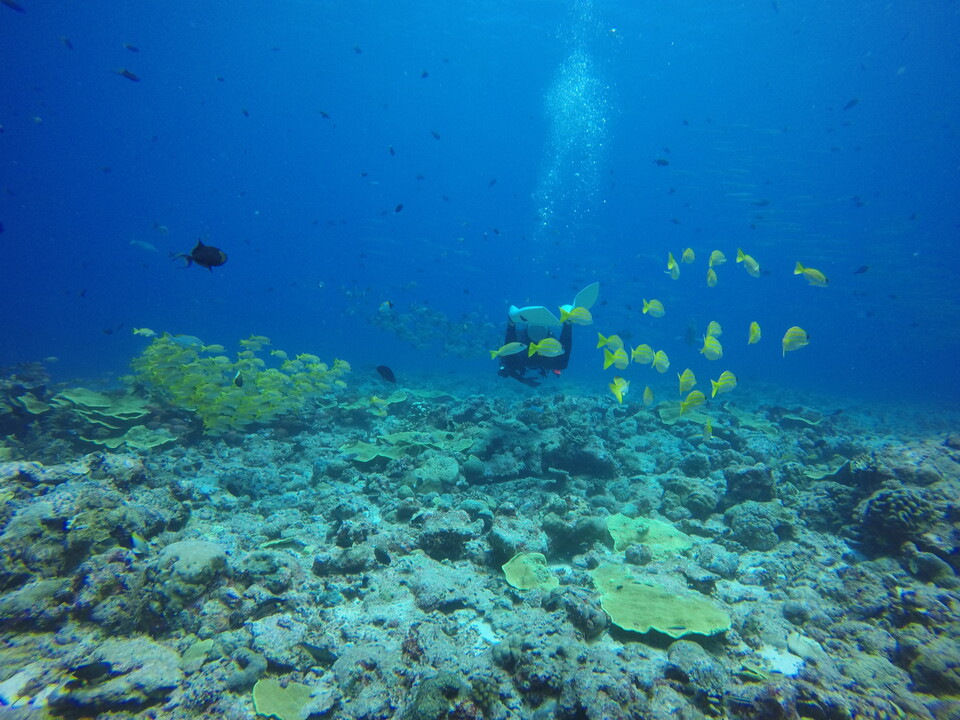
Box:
[573,282,600,310]
[509,305,562,328]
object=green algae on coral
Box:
[252,677,313,720]
[606,515,693,555]
[340,428,474,463]
[591,564,730,638]
[12,392,51,415]
[502,552,559,591]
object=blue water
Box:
[3,0,958,405]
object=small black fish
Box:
[430,130,441,140]
[488,178,497,187]
[241,108,249,117]
[1,0,25,12]
[66,661,113,689]
[115,68,140,82]
[60,36,73,49]
[353,44,362,54]
[319,110,330,119]
[394,204,403,213]
[124,43,139,52]
[853,265,869,275]
[233,371,243,387]
[420,69,428,79]
[843,97,859,111]
[654,158,669,166]
[388,146,395,156]
[173,238,228,271]
[376,365,396,384]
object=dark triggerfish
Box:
[174,239,228,271]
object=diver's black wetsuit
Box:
[497,321,572,387]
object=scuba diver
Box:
[496,283,599,387]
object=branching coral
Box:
[131,334,349,435]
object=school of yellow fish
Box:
[591,246,826,438]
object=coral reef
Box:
[0,378,958,719]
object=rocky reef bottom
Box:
[1,383,959,720]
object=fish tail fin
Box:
[603,349,615,370]
[794,261,804,275]
[596,332,607,348]
[711,380,719,398]
[528,342,538,357]
[736,248,745,262]
[559,307,570,323]
[489,349,498,359]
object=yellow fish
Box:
[642,299,665,318]
[794,262,828,287]
[706,320,722,338]
[643,385,654,407]
[681,248,695,264]
[700,335,723,361]
[706,268,718,287]
[632,344,655,365]
[679,390,706,416]
[132,327,156,337]
[678,368,696,394]
[710,370,738,398]
[653,350,670,373]
[748,321,761,345]
[528,337,565,357]
[597,332,624,351]
[200,344,225,353]
[666,252,680,280]
[736,248,761,277]
[709,250,727,268]
[608,376,630,404]
[603,347,630,370]
[703,417,713,441]
[782,326,809,357]
[559,306,594,324]
[490,341,527,359]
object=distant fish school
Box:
[599,247,814,436]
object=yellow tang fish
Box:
[559,306,594,324]
[706,268,718,287]
[490,341,527,359]
[608,376,630,404]
[679,390,706,416]
[643,385,654,407]
[666,252,680,280]
[782,326,809,357]
[736,248,761,277]
[700,335,723,361]
[632,344,655,365]
[603,347,630,370]
[642,299,665,318]
[794,262,828,287]
[597,332,624,351]
[709,250,727,268]
[653,349,670,373]
[706,320,722,338]
[710,370,738,398]
[681,248,695,264]
[528,337,565,357]
[678,368,697,394]
[703,417,713,441]
[132,327,157,337]
[748,321,761,345]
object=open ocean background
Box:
[2,0,959,406]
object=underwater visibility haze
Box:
[1,1,960,718]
